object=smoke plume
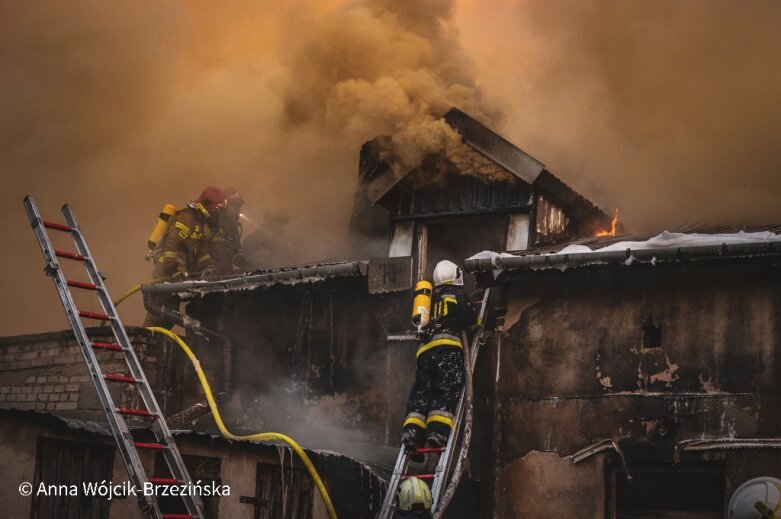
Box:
[2,1,781,335]
[455,0,781,230]
[1,0,491,335]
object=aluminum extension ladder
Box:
[378,288,492,519]
[23,196,204,519]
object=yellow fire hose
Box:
[113,273,182,308]
[147,327,338,519]
[113,284,143,307]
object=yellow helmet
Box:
[398,476,432,511]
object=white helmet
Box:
[432,260,463,286]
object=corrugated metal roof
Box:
[465,225,781,278]
[511,224,781,256]
[0,407,396,475]
[142,260,369,296]
[0,406,220,438]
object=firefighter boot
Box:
[402,426,426,463]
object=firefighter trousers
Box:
[402,344,464,447]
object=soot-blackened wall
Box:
[488,261,781,517]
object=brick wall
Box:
[0,326,184,419]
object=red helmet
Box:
[224,187,244,207]
[196,187,227,213]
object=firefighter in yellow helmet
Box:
[402,260,477,460]
[395,476,432,518]
[210,187,247,274]
[143,187,227,328]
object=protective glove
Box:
[163,261,187,278]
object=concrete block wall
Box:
[0,326,184,419]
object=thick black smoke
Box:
[3,1,781,336]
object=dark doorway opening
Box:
[642,324,662,349]
[425,214,507,294]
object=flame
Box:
[595,209,619,237]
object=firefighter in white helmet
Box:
[401,260,477,459]
[395,476,432,518]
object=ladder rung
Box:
[27,198,202,519]
[68,280,98,291]
[133,441,166,450]
[117,407,156,418]
[402,474,434,480]
[409,447,444,455]
[43,220,74,232]
[105,374,138,383]
[92,342,123,352]
[55,249,85,261]
[149,477,179,485]
[79,310,111,321]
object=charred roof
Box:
[358,107,609,226]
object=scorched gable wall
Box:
[487,259,781,517]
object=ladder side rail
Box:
[429,338,483,510]
[62,204,162,410]
[430,288,491,510]
[429,360,468,507]
[377,445,411,519]
[60,205,204,519]
[23,198,162,517]
[61,207,160,416]
[378,288,492,518]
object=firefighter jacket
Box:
[417,284,477,357]
[210,211,244,274]
[152,207,215,278]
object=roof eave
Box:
[464,240,781,278]
[141,260,369,297]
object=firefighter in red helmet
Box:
[143,187,227,328]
